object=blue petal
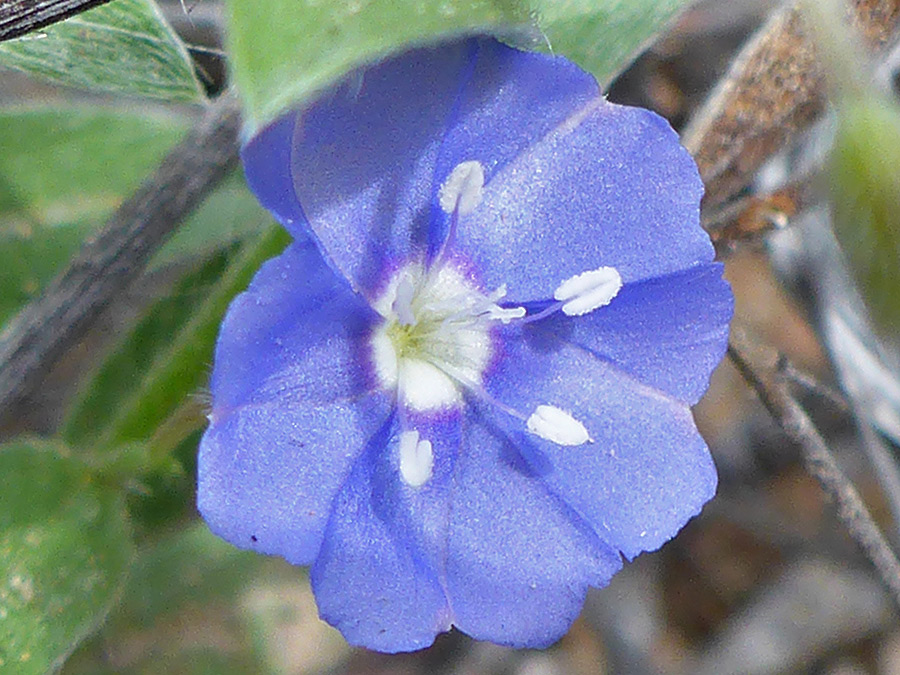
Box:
[426,39,598,257]
[198,241,392,564]
[198,395,388,565]
[537,264,733,404]
[207,239,379,411]
[311,405,621,650]
[454,102,710,302]
[284,38,598,294]
[485,325,718,560]
[446,405,622,647]
[241,112,307,235]
[311,413,460,652]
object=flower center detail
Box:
[369,159,627,487]
[370,263,522,412]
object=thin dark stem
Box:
[0,90,241,425]
[777,356,900,533]
[728,330,900,608]
[777,356,850,414]
[0,0,114,42]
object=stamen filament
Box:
[520,300,566,324]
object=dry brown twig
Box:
[729,330,900,609]
[687,0,900,605]
[685,0,900,212]
[0,91,241,426]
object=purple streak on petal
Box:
[426,39,598,257]
[485,326,718,560]
[446,405,622,648]
[241,112,309,237]
[311,413,461,652]
[537,264,733,404]
[207,240,379,412]
[455,103,710,303]
[198,240,391,565]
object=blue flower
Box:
[198,38,733,652]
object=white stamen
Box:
[371,263,513,411]
[439,160,485,216]
[488,305,526,323]
[553,266,623,316]
[527,405,590,446]
[392,278,416,325]
[399,430,434,487]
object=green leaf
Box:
[0,0,204,102]
[76,225,291,456]
[0,106,186,326]
[62,523,276,675]
[0,107,268,327]
[227,0,526,130]
[226,0,692,130]
[0,106,189,229]
[0,440,132,674]
[533,0,690,90]
[119,523,263,626]
[830,95,900,340]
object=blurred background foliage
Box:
[2,0,900,673]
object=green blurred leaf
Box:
[63,252,233,447]
[0,107,269,327]
[0,440,132,674]
[0,106,188,324]
[0,0,204,102]
[534,0,689,89]
[830,96,900,339]
[83,226,291,456]
[62,523,275,675]
[120,523,263,625]
[226,0,692,130]
[0,106,189,229]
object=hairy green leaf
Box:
[0,0,204,101]
[0,440,132,674]
[226,0,691,130]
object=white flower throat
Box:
[370,262,522,412]
[369,160,623,486]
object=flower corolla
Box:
[198,37,733,652]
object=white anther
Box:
[553,266,623,316]
[439,160,485,216]
[392,277,416,325]
[399,430,434,487]
[527,405,590,446]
